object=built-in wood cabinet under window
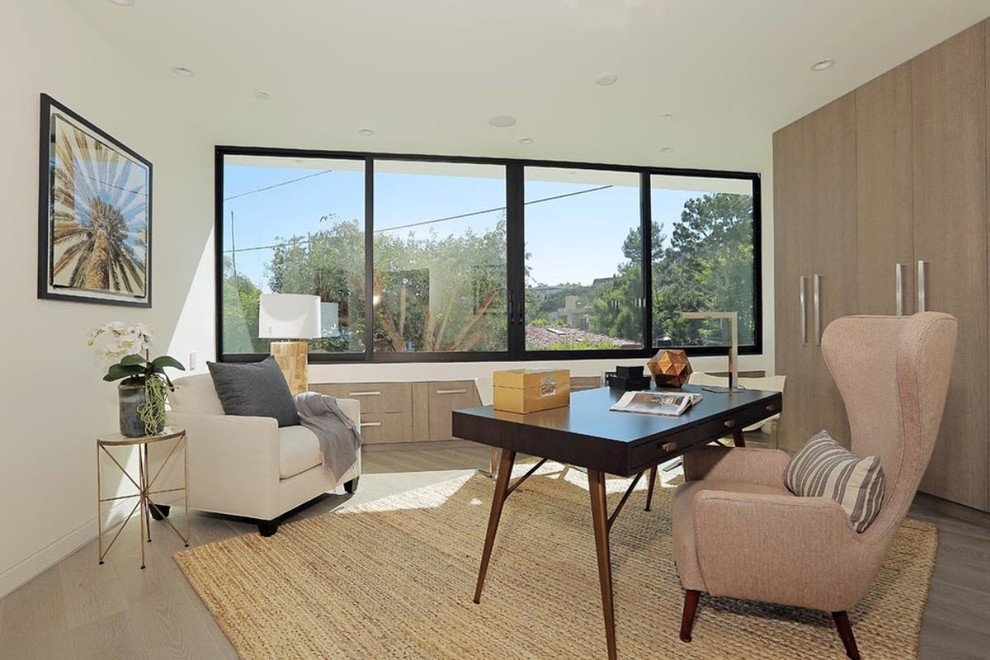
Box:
[312,380,481,445]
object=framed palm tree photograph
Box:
[38,94,152,307]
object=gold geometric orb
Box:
[647,349,693,387]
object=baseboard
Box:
[0,501,132,600]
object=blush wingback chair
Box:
[672,312,957,659]
[166,374,361,536]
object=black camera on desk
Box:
[605,365,652,391]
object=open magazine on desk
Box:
[609,390,703,416]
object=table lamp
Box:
[258,293,321,395]
[681,311,739,392]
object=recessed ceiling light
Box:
[488,115,517,128]
[518,137,533,145]
[358,129,375,136]
[810,58,835,72]
[172,66,195,77]
[660,113,674,121]
[595,72,619,86]
[109,0,134,5]
[254,91,271,100]
[660,146,674,153]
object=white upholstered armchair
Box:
[165,374,361,536]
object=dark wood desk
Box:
[452,385,782,660]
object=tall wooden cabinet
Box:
[774,20,990,510]
[773,92,857,452]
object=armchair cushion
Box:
[279,425,324,479]
[207,356,300,427]
[784,430,885,532]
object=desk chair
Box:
[672,313,956,659]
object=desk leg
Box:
[732,428,745,447]
[644,465,657,512]
[588,469,617,660]
[474,449,516,603]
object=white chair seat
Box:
[278,425,323,479]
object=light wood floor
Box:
[1,445,988,659]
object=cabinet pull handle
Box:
[360,421,382,428]
[917,260,927,312]
[799,276,808,345]
[349,391,382,397]
[723,420,736,428]
[661,442,677,452]
[895,263,904,316]
[435,389,468,395]
[813,274,822,346]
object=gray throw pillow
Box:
[207,356,299,427]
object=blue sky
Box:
[222,162,716,292]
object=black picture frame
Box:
[38,93,152,307]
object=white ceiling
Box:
[64,0,990,173]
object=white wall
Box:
[0,0,215,597]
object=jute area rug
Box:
[175,463,937,659]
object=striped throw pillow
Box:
[783,430,885,533]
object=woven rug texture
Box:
[174,463,937,659]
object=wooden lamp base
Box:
[269,341,309,395]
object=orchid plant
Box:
[89,321,185,434]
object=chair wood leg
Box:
[832,611,861,660]
[645,466,657,511]
[680,589,701,642]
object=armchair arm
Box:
[692,491,885,612]
[166,411,282,519]
[683,446,790,488]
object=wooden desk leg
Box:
[644,465,657,512]
[732,428,745,447]
[473,449,516,604]
[588,469,618,660]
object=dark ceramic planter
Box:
[118,380,164,437]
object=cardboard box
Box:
[492,368,571,413]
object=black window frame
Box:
[215,145,762,364]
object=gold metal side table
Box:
[97,426,189,568]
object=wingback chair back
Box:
[821,312,958,544]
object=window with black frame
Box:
[220,155,366,357]
[217,150,760,361]
[650,174,758,351]
[372,161,508,354]
[523,167,644,352]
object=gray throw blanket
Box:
[294,392,362,483]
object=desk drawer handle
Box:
[723,420,736,428]
[349,391,382,397]
[360,421,382,428]
[661,441,677,452]
[435,389,468,395]
[766,404,776,412]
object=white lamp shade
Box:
[258,294,322,339]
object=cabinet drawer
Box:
[428,380,480,440]
[312,382,412,414]
[358,412,414,444]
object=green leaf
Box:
[119,354,147,366]
[151,355,185,371]
[103,363,145,382]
